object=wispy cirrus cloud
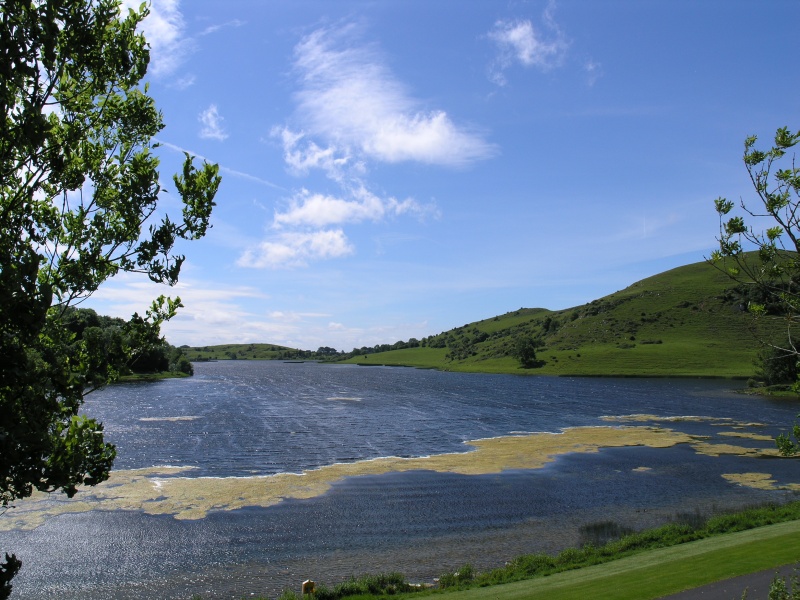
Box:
[487,1,570,86]
[157,140,285,190]
[240,22,460,271]
[198,104,228,141]
[289,22,496,168]
[200,19,246,37]
[123,1,244,84]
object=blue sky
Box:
[87,0,800,351]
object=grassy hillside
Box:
[184,258,796,378]
[341,258,794,378]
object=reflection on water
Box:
[5,361,800,599]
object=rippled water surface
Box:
[5,361,800,599]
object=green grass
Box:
[441,520,800,600]
[351,347,450,367]
[425,503,800,594]
[345,343,757,378]
[117,371,190,382]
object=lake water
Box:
[4,361,800,599]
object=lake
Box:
[4,361,800,599]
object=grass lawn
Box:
[443,520,800,600]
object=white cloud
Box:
[237,229,354,269]
[198,104,228,141]
[248,23,462,272]
[200,19,246,36]
[584,59,604,87]
[84,271,433,349]
[273,189,382,229]
[273,187,435,229]
[273,127,352,182]
[122,0,193,78]
[172,74,196,90]
[290,23,496,168]
[487,2,570,85]
[87,273,266,310]
[84,272,276,345]
[122,3,244,83]
[241,184,437,270]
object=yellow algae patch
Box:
[601,414,767,429]
[723,472,777,490]
[408,426,695,475]
[717,431,774,441]
[0,426,695,531]
[139,416,200,422]
[0,466,198,531]
[601,414,728,424]
[690,441,780,458]
[723,472,800,492]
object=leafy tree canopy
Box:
[0,0,220,594]
[713,127,800,316]
[712,126,800,454]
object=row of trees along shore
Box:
[63,307,194,376]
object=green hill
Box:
[183,343,303,362]
[184,258,795,379]
[340,258,793,378]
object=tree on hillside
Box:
[512,335,544,368]
[0,0,220,594]
[711,126,800,454]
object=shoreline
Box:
[194,356,757,380]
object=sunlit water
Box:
[5,361,800,599]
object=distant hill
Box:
[183,343,304,362]
[340,258,793,378]
[186,258,794,378]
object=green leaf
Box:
[724,217,747,235]
[766,226,784,241]
[714,197,734,215]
